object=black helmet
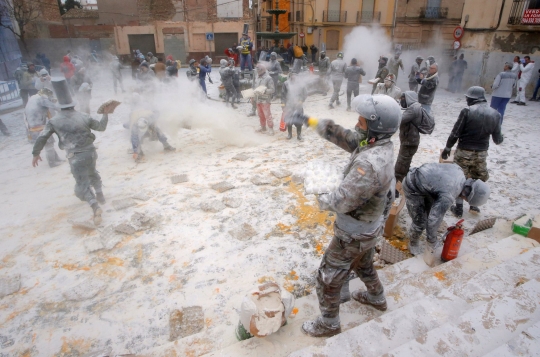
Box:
[353,94,402,137]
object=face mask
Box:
[321,54,325,59]
[400,96,407,108]
[355,126,368,147]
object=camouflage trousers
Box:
[68,150,102,206]
[394,144,419,182]
[454,149,489,181]
[316,225,384,319]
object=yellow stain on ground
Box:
[434,271,446,281]
[284,180,335,255]
[54,337,92,357]
[257,276,276,284]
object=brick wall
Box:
[48,24,115,39]
[39,0,63,22]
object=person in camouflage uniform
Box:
[372,56,389,95]
[387,52,404,80]
[296,94,401,338]
[408,56,425,92]
[327,52,347,108]
[268,52,283,99]
[344,58,366,111]
[219,59,238,108]
[318,51,330,95]
[31,79,118,225]
[442,86,503,216]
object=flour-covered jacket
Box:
[32,110,108,156]
[328,59,347,81]
[344,65,366,89]
[374,83,402,102]
[219,66,235,87]
[404,163,466,242]
[315,119,395,240]
[253,72,275,103]
[492,70,517,98]
[25,95,58,129]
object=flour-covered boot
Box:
[423,240,442,267]
[91,203,102,226]
[301,316,341,337]
[352,290,387,311]
[408,239,423,256]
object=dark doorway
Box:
[128,34,157,56]
[214,32,239,58]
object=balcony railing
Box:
[419,7,448,19]
[322,10,347,22]
[356,11,381,24]
[508,0,540,25]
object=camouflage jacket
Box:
[316,119,395,238]
[32,109,108,156]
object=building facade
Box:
[458,0,540,93]
[287,0,396,57]
[21,0,255,65]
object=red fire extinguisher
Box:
[441,219,464,262]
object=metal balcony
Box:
[356,11,381,24]
[322,10,347,23]
[419,7,449,20]
[508,0,540,25]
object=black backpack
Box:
[416,107,435,135]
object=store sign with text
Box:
[522,9,540,24]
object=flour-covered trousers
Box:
[68,150,102,206]
[257,103,273,128]
[316,225,383,319]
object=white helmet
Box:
[352,94,402,136]
[466,179,490,206]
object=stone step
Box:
[288,246,540,357]
[383,277,540,357]
[484,320,540,356]
[199,236,538,357]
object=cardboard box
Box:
[384,181,406,238]
[526,214,540,243]
[439,149,456,164]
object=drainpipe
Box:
[463,0,505,31]
[392,0,398,39]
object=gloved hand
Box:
[289,112,318,127]
[441,147,451,160]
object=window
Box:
[509,0,540,24]
[326,30,339,50]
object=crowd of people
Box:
[3,40,535,342]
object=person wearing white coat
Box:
[516,56,535,105]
